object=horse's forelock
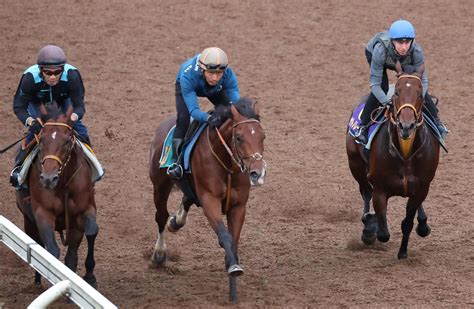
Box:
[233,97,259,120]
[41,101,69,123]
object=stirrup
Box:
[167,163,183,179]
[9,166,21,189]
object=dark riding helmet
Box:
[198,47,228,72]
[37,45,67,67]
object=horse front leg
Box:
[372,190,390,243]
[416,206,431,237]
[35,208,60,259]
[399,191,428,259]
[226,204,246,303]
[23,215,43,285]
[202,197,242,277]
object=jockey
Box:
[356,19,449,145]
[167,47,240,179]
[10,44,92,188]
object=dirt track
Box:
[1,0,473,307]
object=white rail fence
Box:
[0,215,117,308]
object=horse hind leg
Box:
[151,180,173,267]
[415,206,431,237]
[167,195,193,233]
[360,185,378,245]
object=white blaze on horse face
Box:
[52,131,57,140]
[251,127,256,135]
[406,82,411,88]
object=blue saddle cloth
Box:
[159,123,207,172]
[348,98,447,151]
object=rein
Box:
[207,118,265,213]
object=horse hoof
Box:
[167,216,184,233]
[228,264,244,277]
[397,251,408,260]
[361,232,376,245]
[377,233,390,243]
[83,274,97,288]
[151,252,167,267]
[416,224,431,237]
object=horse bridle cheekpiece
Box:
[390,74,424,128]
[213,119,266,173]
[40,122,76,175]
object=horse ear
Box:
[230,104,240,119]
[39,103,48,116]
[65,104,73,118]
[395,61,403,76]
[415,63,425,77]
[253,100,260,116]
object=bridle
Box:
[389,74,424,128]
[388,74,426,161]
[209,118,266,174]
[40,122,76,176]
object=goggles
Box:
[199,60,227,71]
[41,68,64,76]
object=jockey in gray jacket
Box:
[356,19,448,145]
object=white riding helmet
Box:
[198,47,228,72]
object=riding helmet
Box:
[389,20,416,40]
[37,45,67,66]
[198,47,228,72]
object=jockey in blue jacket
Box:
[168,47,240,178]
[10,45,92,188]
[356,19,448,145]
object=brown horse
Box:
[15,103,99,286]
[346,62,440,259]
[149,97,266,302]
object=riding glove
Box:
[207,113,221,129]
[29,120,43,134]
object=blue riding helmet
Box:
[389,20,416,40]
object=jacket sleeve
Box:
[223,69,240,103]
[412,44,428,97]
[369,44,391,104]
[13,74,35,125]
[179,76,209,123]
[67,69,86,119]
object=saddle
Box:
[159,120,207,173]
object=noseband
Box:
[210,119,266,173]
[40,122,76,175]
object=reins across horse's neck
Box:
[207,118,261,214]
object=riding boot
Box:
[167,138,184,179]
[356,94,380,145]
[425,95,449,138]
[10,148,28,189]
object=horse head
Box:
[391,62,425,158]
[37,102,76,189]
[216,98,266,186]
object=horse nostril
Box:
[52,175,59,184]
[250,171,259,182]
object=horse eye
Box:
[235,135,243,144]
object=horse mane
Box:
[214,97,260,121]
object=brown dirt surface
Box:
[1,0,473,307]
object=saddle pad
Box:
[18,141,105,186]
[347,99,385,150]
[159,123,207,172]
